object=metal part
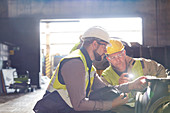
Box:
[135,78,170,113]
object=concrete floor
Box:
[0,77,49,113]
[0,89,45,113]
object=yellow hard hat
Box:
[106,39,124,54]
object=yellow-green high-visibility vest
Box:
[102,60,144,85]
[47,49,96,107]
[102,60,144,106]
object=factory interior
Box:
[0,0,170,113]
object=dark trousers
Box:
[33,91,112,113]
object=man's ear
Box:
[92,40,98,49]
[123,50,126,55]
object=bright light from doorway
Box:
[40,17,142,56]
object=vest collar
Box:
[80,47,92,70]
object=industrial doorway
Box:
[40,17,142,78]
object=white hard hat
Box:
[81,26,110,44]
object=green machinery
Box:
[135,78,170,113]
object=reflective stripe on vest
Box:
[47,49,95,108]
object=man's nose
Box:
[115,56,121,62]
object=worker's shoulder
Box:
[133,57,152,62]
[62,57,83,65]
[132,57,154,69]
[61,58,84,71]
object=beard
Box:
[93,50,102,61]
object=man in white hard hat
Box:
[33,26,147,113]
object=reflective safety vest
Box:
[47,49,96,108]
[102,60,144,85]
[102,60,144,106]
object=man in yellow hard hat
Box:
[101,39,168,112]
[102,39,167,85]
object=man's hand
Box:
[128,76,147,91]
[119,73,130,85]
[112,93,128,108]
